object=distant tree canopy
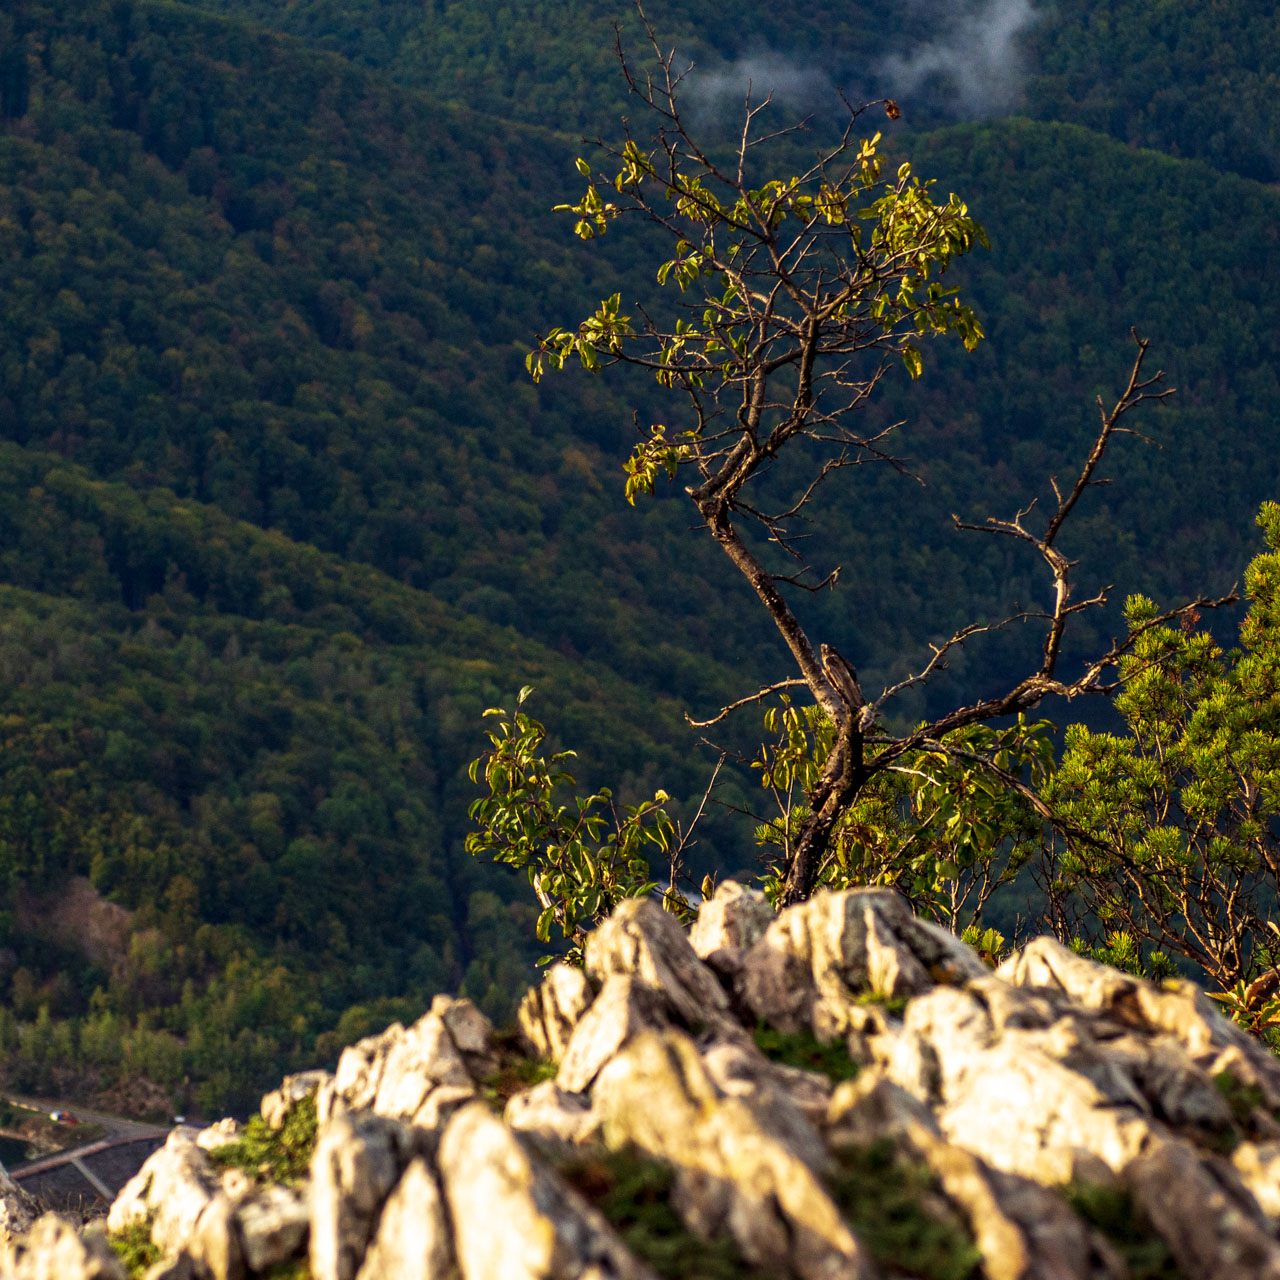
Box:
[181,0,1280,186]
[3,0,1280,1108]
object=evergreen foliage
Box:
[1046,504,1280,988]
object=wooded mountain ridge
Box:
[0,0,1276,1111]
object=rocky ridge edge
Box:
[5,883,1280,1278]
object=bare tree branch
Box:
[686,679,809,728]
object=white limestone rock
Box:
[688,879,774,963]
[737,887,986,1040]
[107,1128,220,1259]
[438,1102,659,1280]
[0,1173,38,1247]
[260,1069,331,1131]
[593,1030,873,1280]
[235,1182,309,1274]
[309,1112,417,1280]
[0,1216,126,1280]
[504,1080,598,1151]
[518,963,594,1062]
[354,1158,456,1280]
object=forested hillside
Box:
[182,0,1280,184]
[0,447,726,1112]
[0,0,1278,1112]
[0,0,767,1111]
[1022,0,1280,181]
[174,0,902,136]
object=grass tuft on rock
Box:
[107,1219,160,1279]
[207,1095,318,1185]
[829,1139,982,1280]
[481,1030,559,1112]
[558,1146,771,1280]
[262,1260,313,1280]
[1064,1181,1183,1280]
[856,991,910,1018]
[1213,1068,1270,1139]
[752,1022,860,1081]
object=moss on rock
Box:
[828,1139,982,1280]
[752,1022,860,1081]
[558,1146,772,1280]
[207,1095,318,1186]
[1064,1181,1183,1280]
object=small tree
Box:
[474,18,1230,940]
[1043,504,1280,994]
[466,687,691,959]
[750,698,1055,931]
[467,685,1054,952]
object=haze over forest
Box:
[0,0,1278,1113]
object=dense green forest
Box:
[182,0,1280,184]
[0,0,1277,1112]
[0,447,721,1111]
[175,0,903,136]
[1022,0,1280,181]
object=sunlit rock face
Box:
[9,884,1280,1280]
[0,1173,38,1249]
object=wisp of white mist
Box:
[881,0,1041,117]
[681,0,1040,129]
[684,50,839,123]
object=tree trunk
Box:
[779,717,867,906]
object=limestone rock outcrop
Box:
[107,1128,223,1259]
[316,994,493,1132]
[10,880,1280,1279]
[0,1174,39,1248]
[0,1215,125,1280]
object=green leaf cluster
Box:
[752,698,1051,928]
[1045,504,1280,986]
[207,1094,319,1185]
[532,131,987,506]
[467,689,688,958]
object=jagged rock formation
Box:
[0,1173,38,1250]
[7,884,1280,1278]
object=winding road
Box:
[2,1094,170,1209]
[4,1094,170,1151]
